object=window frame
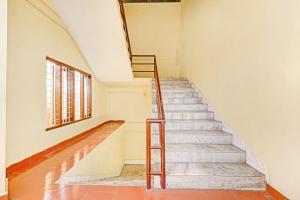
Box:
[46,57,92,131]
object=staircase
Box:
[152,78,266,190]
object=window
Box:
[46,57,92,131]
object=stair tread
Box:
[165,119,221,123]
[166,144,244,153]
[153,110,213,113]
[152,130,230,135]
[154,104,205,107]
[154,163,264,177]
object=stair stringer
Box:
[189,81,265,175]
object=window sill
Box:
[46,116,92,132]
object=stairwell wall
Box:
[180,0,300,199]
[124,3,181,78]
[106,79,152,162]
[6,0,108,166]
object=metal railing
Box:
[117,0,166,189]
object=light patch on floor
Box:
[58,164,146,186]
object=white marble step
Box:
[153,110,214,120]
[157,92,199,98]
[154,163,265,190]
[153,104,208,112]
[152,119,222,131]
[156,80,190,85]
[153,97,203,104]
[153,88,195,93]
[158,78,187,81]
[154,84,192,89]
[152,97,203,104]
[159,144,245,163]
[152,130,232,144]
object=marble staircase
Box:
[152,78,265,190]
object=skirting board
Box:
[6,120,125,178]
[266,184,289,200]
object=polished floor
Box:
[7,121,275,200]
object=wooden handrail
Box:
[132,55,166,189]
[118,0,132,61]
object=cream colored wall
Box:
[60,80,151,180]
[125,3,181,77]
[61,80,152,179]
[6,0,107,166]
[61,125,125,179]
[106,79,152,162]
[52,0,133,82]
[0,0,7,195]
[181,0,300,199]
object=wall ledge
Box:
[6,120,125,178]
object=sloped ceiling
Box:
[52,0,133,82]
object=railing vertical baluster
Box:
[146,121,152,189]
[160,121,166,189]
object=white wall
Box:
[0,0,7,196]
[125,3,181,77]
[180,0,300,199]
[6,0,108,166]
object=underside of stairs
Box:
[152,78,266,190]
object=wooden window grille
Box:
[46,57,92,131]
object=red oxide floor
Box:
[7,121,275,200]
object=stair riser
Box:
[155,80,189,85]
[158,92,199,98]
[153,88,195,93]
[153,112,214,120]
[152,122,222,131]
[153,104,208,111]
[154,176,265,191]
[156,152,245,163]
[158,78,187,81]
[152,134,232,144]
[153,98,202,104]
[154,84,192,89]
